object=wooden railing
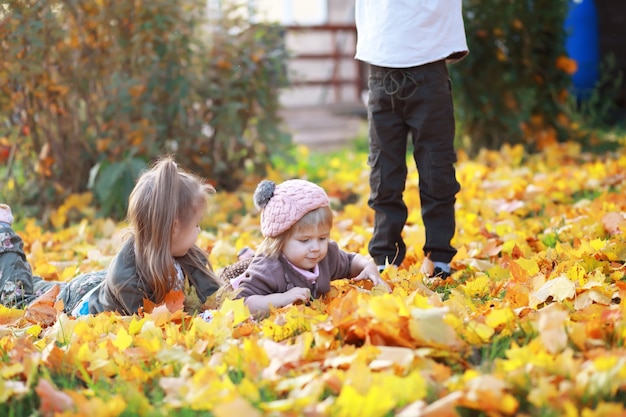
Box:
[283,24,364,103]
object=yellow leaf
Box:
[464,320,495,344]
[235,378,261,403]
[112,327,132,351]
[592,355,618,372]
[589,238,606,251]
[26,325,43,337]
[366,293,411,318]
[411,292,433,309]
[566,263,587,286]
[60,265,78,281]
[514,258,539,276]
[1,363,24,379]
[563,400,580,417]
[528,378,559,409]
[128,316,145,335]
[32,263,59,280]
[485,307,516,330]
[0,305,24,325]
[220,298,250,326]
[462,274,491,299]
[334,384,397,417]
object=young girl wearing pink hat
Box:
[230,179,390,315]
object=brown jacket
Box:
[89,239,220,315]
[235,241,355,300]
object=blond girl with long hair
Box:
[0,156,223,316]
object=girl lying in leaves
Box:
[222,179,391,316]
[0,156,223,317]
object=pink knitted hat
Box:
[254,179,329,237]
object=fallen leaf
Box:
[0,305,24,325]
[214,396,262,417]
[398,391,462,417]
[537,303,569,354]
[164,290,185,313]
[36,378,74,416]
[602,212,624,235]
[24,284,61,327]
[529,275,576,308]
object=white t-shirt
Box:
[355,0,469,68]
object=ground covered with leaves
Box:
[1,142,626,417]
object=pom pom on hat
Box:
[254,179,329,237]
[253,180,276,211]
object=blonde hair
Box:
[257,206,333,259]
[126,155,217,303]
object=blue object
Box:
[564,0,600,100]
[79,301,90,316]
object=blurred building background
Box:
[251,0,364,151]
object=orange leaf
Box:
[164,290,185,313]
[142,298,157,314]
[36,378,74,416]
[30,284,60,306]
[43,343,70,373]
[24,303,58,328]
[233,320,257,338]
[24,284,61,327]
[508,261,530,282]
[556,55,578,75]
[142,290,185,315]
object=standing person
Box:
[0,156,223,316]
[229,179,390,316]
[354,0,469,279]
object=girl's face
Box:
[171,208,204,257]
[282,224,330,270]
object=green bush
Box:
[450,0,573,155]
[0,0,290,222]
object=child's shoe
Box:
[431,266,452,280]
[0,204,14,226]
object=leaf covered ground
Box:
[1,142,626,417]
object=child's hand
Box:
[353,263,391,293]
[245,287,312,316]
[283,286,312,305]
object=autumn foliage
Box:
[1,142,625,416]
[452,0,576,155]
[0,0,289,219]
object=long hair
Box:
[257,206,333,259]
[126,155,216,303]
